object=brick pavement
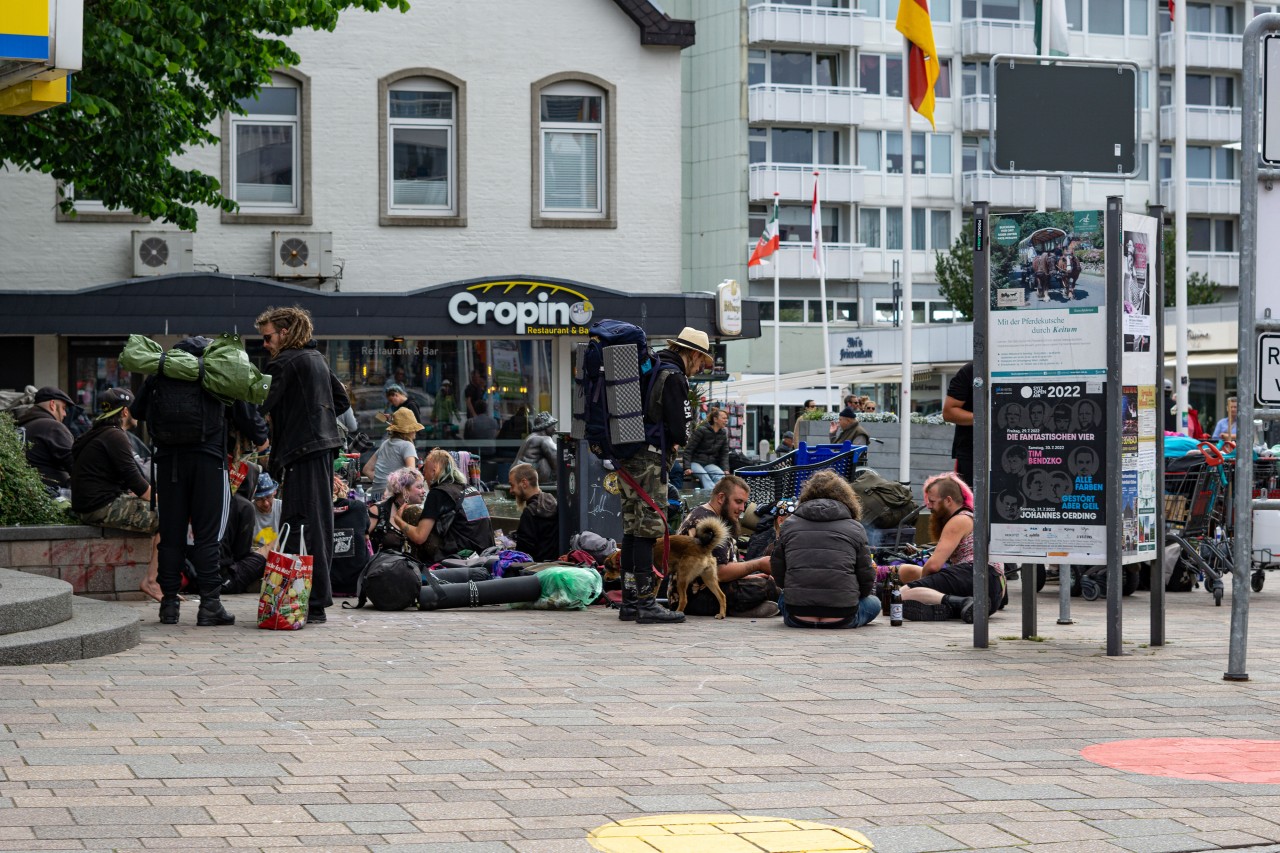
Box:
[2,581,1280,852]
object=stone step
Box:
[0,596,141,666]
[0,568,73,636]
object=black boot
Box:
[634,569,685,625]
[942,594,975,624]
[617,535,637,621]
[158,595,180,625]
[196,595,235,627]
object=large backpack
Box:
[571,319,680,461]
[345,549,423,611]
[850,469,918,529]
[145,342,224,449]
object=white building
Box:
[0,0,763,471]
[672,0,1246,438]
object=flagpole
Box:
[1174,0,1189,433]
[1035,0,1049,212]
[815,171,834,414]
[772,191,781,453]
[899,36,913,485]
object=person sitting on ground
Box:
[251,472,283,547]
[832,406,871,446]
[218,489,273,595]
[330,474,370,596]
[897,473,1005,623]
[16,386,76,493]
[368,466,425,554]
[395,448,494,563]
[68,388,161,595]
[363,407,422,501]
[508,462,559,561]
[674,474,779,618]
[773,470,880,629]
[683,407,730,489]
[515,411,559,485]
[463,399,499,441]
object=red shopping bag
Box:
[227,455,251,493]
[257,524,314,630]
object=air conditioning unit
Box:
[272,231,333,278]
[131,231,194,277]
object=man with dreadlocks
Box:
[256,306,350,625]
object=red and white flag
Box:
[748,197,779,267]
[811,178,824,275]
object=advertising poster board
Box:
[987,210,1108,561]
[1120,212,1161,561]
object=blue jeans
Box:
[778,591,880,629]
[688,462,725,490]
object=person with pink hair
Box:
[896,473,1004,623]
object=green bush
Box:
[0,411,72,526]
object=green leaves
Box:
[0,413,70,527]
[0,0,410,231]
[934,219,976,322]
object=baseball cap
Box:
[840,406,859,419]
[782,430,794,439]
[385,383,407,396]
[34,386,73,406]
[95,387,134,421]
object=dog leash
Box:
[614,466,671,581]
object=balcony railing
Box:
[1158,31,1243,70]
[748,83,866,126]
[960,94,992,133]
[1187,251,1239,288]
[749,163,866,204]
[1159,104,1241,144]
[746,241,865,280]
[960,18,1034,57]
[1158,178,1241,215]
[748,2,865,48]
[961,170,1060,209]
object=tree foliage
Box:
[0,413,71,527]
[934,218,975,322]
[1162,225,1223,308]
[0,0,410,231]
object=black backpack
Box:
[344,549,423,611]
[146,345,224,448]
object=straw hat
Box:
[386,407,425,434]
[668,326,712,357]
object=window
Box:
[857,0,881,15]
[749,127,767,164]
[778,204,839,242]
[857,129,881,171]
[816,54,840,87]
[1214,76,1235,107]
[1139,70,1149,109]
[385,79,455,216]
[1187,145,1212,180]
[935,60,952,99]
[1088,0,1124,33]
[929,303,962,323]
[931,210,952,251]
[228,78,302,215]
[758,50,842,87]
[886,207,950,250]
[749,204,769,239]
[1186,2,1212,32]
[1187,74,1235,107]
[1215,146,1235,180]
[1130,0,1149,35]
[1187,216,1237,252]
[962,135,991,172]
[874,299,944,325]
[887,131,904,174]
[1066,0,1083,29]
[859,53,881,95]
[766,127,842,164]
[761,298,856,323]
[886,56,902,98]
[969,0,1022,20]
[772,51,813,85]
[760,299,805,322]
[887,207,903,250]
[1214,219,1235,252]
[533,75,615,227]
[912,207,926,251]
[962,62,992,97]
[749,49,767,86]
[1159,144,1172,180]
[869,130,950,174]
[859,207,882,247]
[911,132,926,175]
[930,133,952,174]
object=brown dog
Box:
[664,516,731,619]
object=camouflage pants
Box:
[80,493,159,535]
[617,450,667,539]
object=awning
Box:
[1163,352,1238,368]
[725,363,940,403]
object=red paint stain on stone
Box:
[1083,738,1280,784]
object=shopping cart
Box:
[1164,441,1235,605]
[735,442,868,508]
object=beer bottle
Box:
[889,568,903,627]
[881,568,891,616]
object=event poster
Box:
[988,210,1107,378]
[1120,212,1161,561]
[1122,226,1153,352]
[989,381,1108,560]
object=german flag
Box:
[895,0,939,129]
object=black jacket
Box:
[16,406,74,489]
[654,348,692,449]
[515,491,560,561]
[69,423,150,514]
[771,497,875,610]
[683,421,730,469]
[259,343,350,468]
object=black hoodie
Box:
[771,497,875,615]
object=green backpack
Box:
[851,470,918,529]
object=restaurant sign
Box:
[447,280,594,335]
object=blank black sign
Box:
[993,61,1139,176]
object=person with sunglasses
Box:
[256,305,351,625]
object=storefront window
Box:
[326,337,555,479]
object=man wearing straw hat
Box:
[615,326,714,625]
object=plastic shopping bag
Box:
[257,524,314,630]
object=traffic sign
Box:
[1260,333,1280,405]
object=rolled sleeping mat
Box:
[426,566,491,584]
[418,573,543,611]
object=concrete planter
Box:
[0,525,152,600]
[796,420,833,445]
[861,422,955,501]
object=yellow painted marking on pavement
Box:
[588,814,873,853]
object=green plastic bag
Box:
[119,333,272,405]
[510,566,603,611]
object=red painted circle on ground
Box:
[1082,738,1280,784]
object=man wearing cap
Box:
[379,383,421,426]
[251,472,283,546]
[16,386,75,492]
[516,411,559,485]
[832,406,871,446]
[615,326,713,625]
[779,431,797,454]
[70,388,158,535]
